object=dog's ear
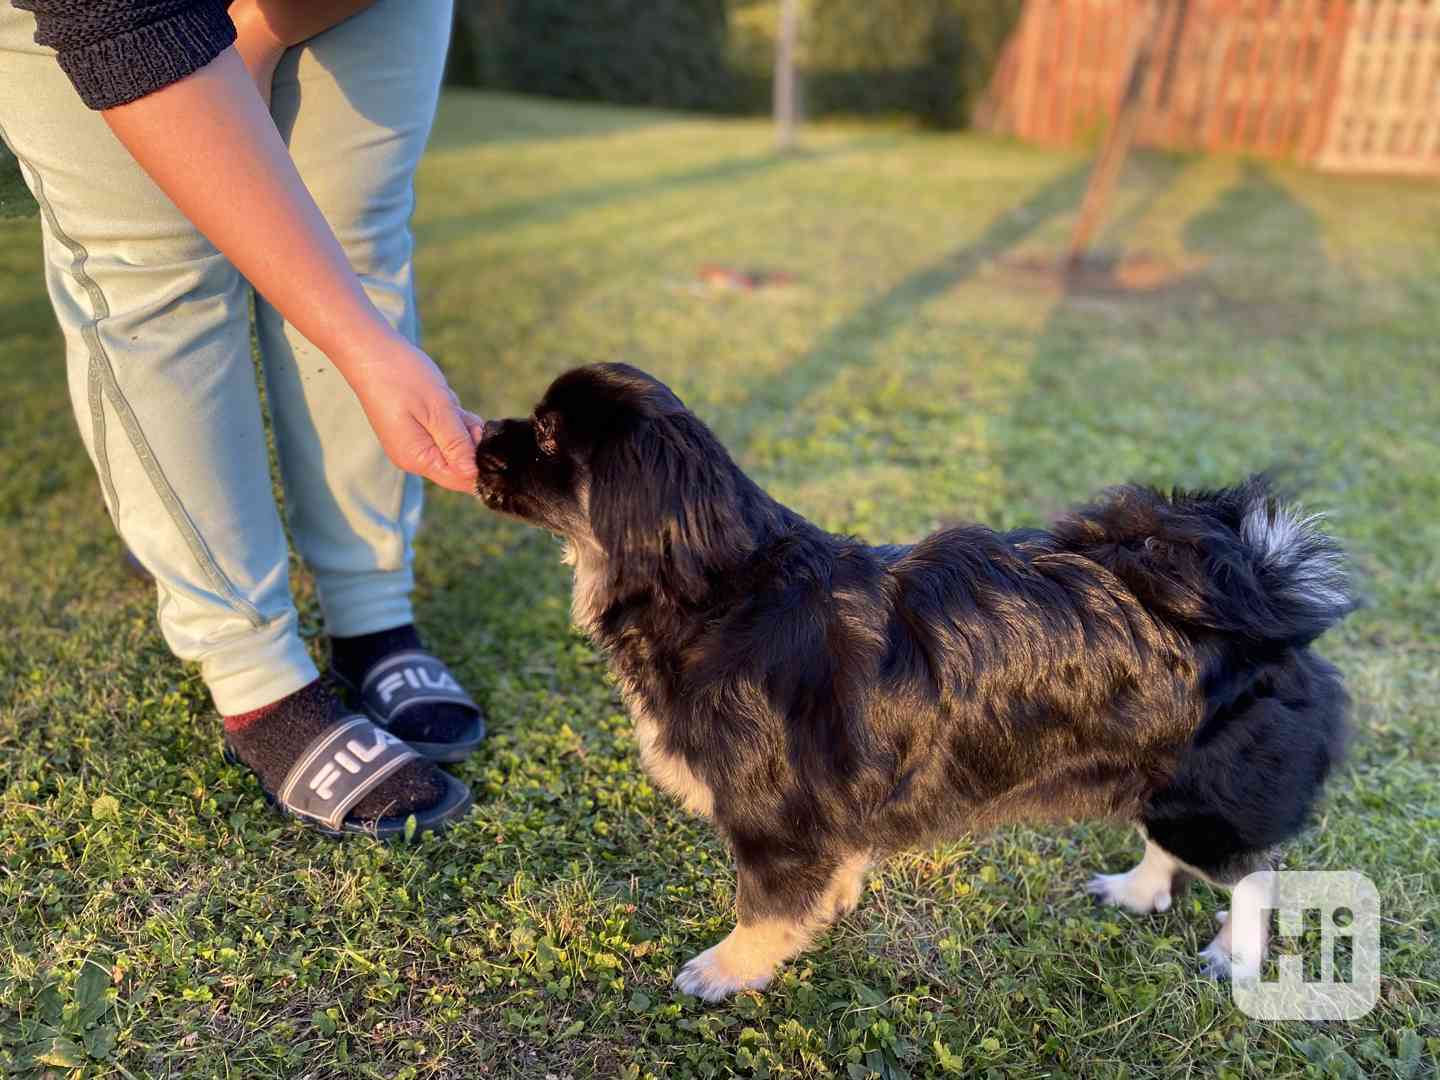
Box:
[590,413,750,602]
[534,411,560,456]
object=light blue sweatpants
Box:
[0,0,454,713]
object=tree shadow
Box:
[998,157,1337,356]
[425,90,685,152]
[995,158,1337,515]
[1092,151,1194,250]
[728,160,1092,450]
[1183,160,1326,264]
[414,136,900,245]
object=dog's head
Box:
[475,364,759,603]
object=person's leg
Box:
[256,0,439,643]
[0,2,451,825]
[0,3,312,715]
[257,0,480,747]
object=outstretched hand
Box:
[347,334,484,494]
[99,40,480,492]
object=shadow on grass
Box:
[415,136,900,244]
[729,161,1092,450]
[426,90,685,151]
[1094,151,1193,249]
[996,157,1334,511]
[1183,160,1325,263]
[0,294,54,342]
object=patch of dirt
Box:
[990,246,1203,296]
[996,250,1206,297]
[695,264,796,291]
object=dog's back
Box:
[857,477,1352,881]
[1045,477,1353,881]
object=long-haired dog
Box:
[475,363,1352,1001]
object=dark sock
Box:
[224,679,444,821]
[330,625,476,743]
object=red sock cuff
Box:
[222,679,322,733]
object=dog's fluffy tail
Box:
[1051,475,1353,646]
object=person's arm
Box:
[18,0,237,110]
[230,0,378,104]
[100,46,482,493]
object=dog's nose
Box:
[480,419,505,444]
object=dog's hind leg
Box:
[1198,859,1276,980]
[1087,835,1183,914]
[823,850,872,921]
[675,851,870,1002]
[1091,830,1276,979]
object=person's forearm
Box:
[101,46,389,377]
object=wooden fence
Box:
[976,0,1440,175]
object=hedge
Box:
[450,0,735,112]
[448,0,1024,129]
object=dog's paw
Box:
[829,872,866,921]
[674,944,774,1002]
[1085,870,1172,915]
[1200,910,1262,981]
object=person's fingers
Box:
[427,466,479,495]
[461,409,487,446]
[404,440,476,494]
[430,403,481,491]
[376,408,476,494]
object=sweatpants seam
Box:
[8,125,268,630]
[398,196,424,566]
[1,119,124,524]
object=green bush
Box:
[805,0,1020,127]
[451,0,735,111]
[447,0,1023,128]
[951,0,1026,122]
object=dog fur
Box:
[474,363,1352,1000]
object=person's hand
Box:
[229,1,381,106]
[344,333,486,494]
[230,0,287,105]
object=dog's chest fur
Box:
[630,697,715,817]
[565,541,716,819]
[563,539,609,635]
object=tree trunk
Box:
[775,0,801,151]
[1067,0,1172,267]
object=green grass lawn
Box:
[2,91,1438,1078]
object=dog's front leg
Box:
[675,851,869,1001]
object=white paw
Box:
[1200,910,1261,981]
[1086,871,1172,915]
[1199,938,1259,980]
[674,943,774,1002]
[1198,937,1231,979]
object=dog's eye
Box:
[535,415,559,456]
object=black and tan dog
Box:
[474,363,1352,1001]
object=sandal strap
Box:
[359,649,480,726]
[277,716,421,831]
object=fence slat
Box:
[980,0,1440,174]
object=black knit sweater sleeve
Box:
[16,0,237,110]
